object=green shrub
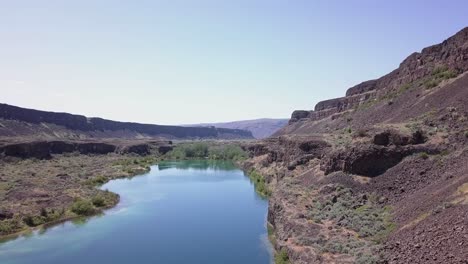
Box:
[398,83,412,93]
[91,195,106,207]
[86,175,108,186]
[432,65,449,75]
[44,208,64,222]
[432,66,458,79]
[71,199,96,216]
[165,143,247,161]
[208,145,247,161]
[23,215,45,227]
[424,66,458,89]
[424,78,440,89]
[0,217,23,235]
[275,249,290,264]
[247,170,271,197]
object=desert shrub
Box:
[419,152,429,160]
[398,83,412,93]
[432,66,458,79]
[424,79,440,89]
[424,66,458,89]
[71,199,95,216]
[308,187,394,242]
[275,249,290,264]
[355,129,368,137]
[356,253,380,264]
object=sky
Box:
[1,1,467,125]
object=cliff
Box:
[244,27,468,263]
[0,103,253,140]
[284,27,468,129]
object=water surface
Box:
[0,160,272,264]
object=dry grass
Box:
[0,153,157,236]
[452,182,468,205]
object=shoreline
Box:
[0,162,154,242]
[1,157,276,261]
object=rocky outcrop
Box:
[373,130,427,146]
[0,103,254,140]
[1,141,53,159]
[0,140,173,159]
[244,136,330,168]
[320,144,438,177]
[118,144,150,155]
[157,145,173,155]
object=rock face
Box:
[0,140,173,159]
[281,27,468,130]
[244,27,468,263]
[0,103,254,140]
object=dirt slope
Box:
[243,27,468,263]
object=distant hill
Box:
[0,103,253,140]
[187,118,288,139]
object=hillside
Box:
[0,103,253,140]
[188,118,288,139]
[242,27,468,263]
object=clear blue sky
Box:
[1,1,467,125]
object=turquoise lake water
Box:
[0,160,272,264]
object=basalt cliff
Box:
[0,103,253,140]
[242,27,468,263]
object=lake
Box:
[0,160,272,264]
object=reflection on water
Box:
[158,159,238,171]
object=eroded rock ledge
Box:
[0,140,173,159]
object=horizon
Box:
[1,1,468,125]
